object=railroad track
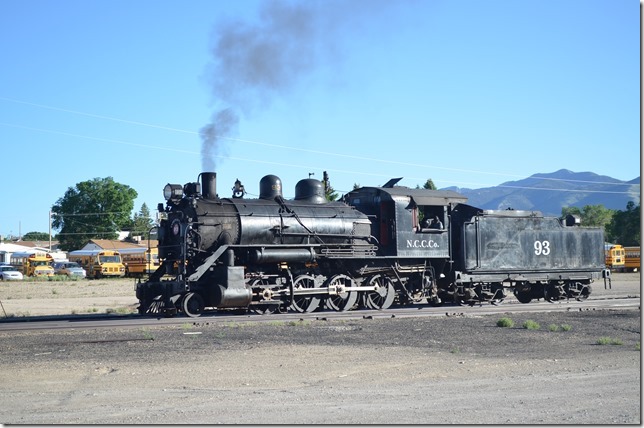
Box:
[0,294,638,332]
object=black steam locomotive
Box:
[136,172,610,317]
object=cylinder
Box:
[216,284,252,307]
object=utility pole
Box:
[49,210,52,251]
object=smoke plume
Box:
[200,0,322,171]
[200,0,399,171]
[200,108,238,172]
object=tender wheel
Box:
[364,275,396,310]
[515,291,532,304]
[290,275,321,313]
[543,283,564,303]
[514,282,532,304]
[181,292,204,318]
[325,274,358,312]
[578,284,592,300]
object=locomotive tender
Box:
[136,172,610,317]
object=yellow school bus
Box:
[10,251,55,277]
[604,244,626,271]
[120,247,159,277]
[624,246,640,272]
[68,249,126,278]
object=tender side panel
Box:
[463,216,605,272]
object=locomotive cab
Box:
[344,181,467,258]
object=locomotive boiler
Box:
[136,172,610,317]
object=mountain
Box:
[442,169,640,216]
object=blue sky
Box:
[0,0,639,238]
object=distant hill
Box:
[442,169,640,216]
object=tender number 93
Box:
[534,240,551,255]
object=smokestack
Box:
[201,172,217,199]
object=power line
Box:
[3,121,639,196]
[51,211,133,216]
[0,96,639,191]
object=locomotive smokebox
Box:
[201,172,217,199]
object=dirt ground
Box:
[0,276,140,317]
[0,273,640,424]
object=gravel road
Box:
[0,273,640,424]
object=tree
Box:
[423,179,437,190]
[22,231,50,241]
[580,204,613,229]
[128,203,155,241]
[607,202,640,246]
[322,171,339,201]
[416,179,437,190]
[51,177,138,251]
[561,205,612,228]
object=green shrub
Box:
[522,320,541,330]
[496,317,515,328]
[596,337,623,346]
[548,324,559,332]
[561,324,572,331]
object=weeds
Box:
[596,337,623,346]
[496,317,515,328]
[522,320,541,330]
[548,324,573,332]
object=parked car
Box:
[53,261,87,278]
[0,265,24,281]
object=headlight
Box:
[163,184,183,201]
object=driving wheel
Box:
[325,274,358,312]
[290,275,321,313]
[364,274,396,310]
